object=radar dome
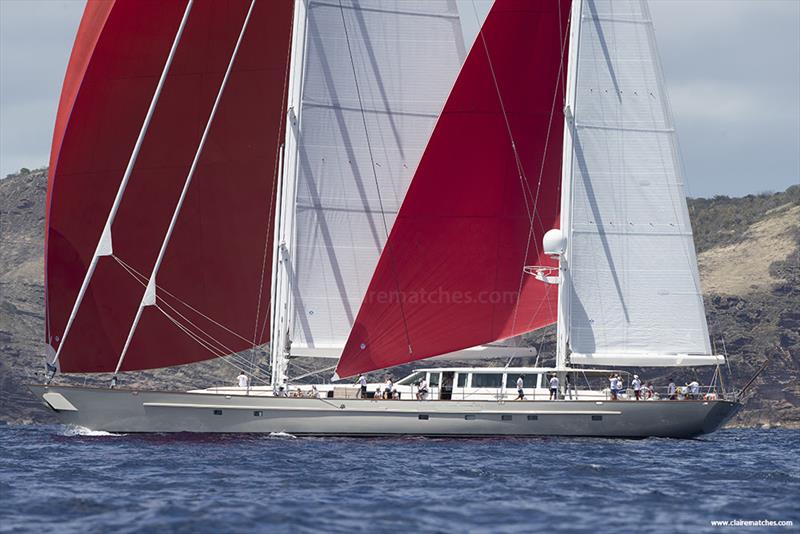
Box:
[543,229,565,257]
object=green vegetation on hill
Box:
[688,185,800,253]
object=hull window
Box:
[465,414,476,420]
[418,414,429,420]
[213,409,222,416]
[527,415,538,421]
[592,415,603,421]
[253,411,263,417]
[501,415,512,421]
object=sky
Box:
[0,0,798,198]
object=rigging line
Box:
[156,304,269,383]
[151,301,264,376]
[470,1,535,224]
[112,255,236,360]
[337,0,413,355]
[505,4,572,341]
[251,5,295,362]
[112,254,254,347]
[291,365,337,382]
[114,256,266,378]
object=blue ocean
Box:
[1,426,797,533]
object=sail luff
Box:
[556,0,583,369]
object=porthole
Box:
[213,409,223,415]
[418,414,429,420]
[501,415,512,421]
[253,411,263,417]
[465,414,476,420]
[592,415,603,421]
[527,415,538,421]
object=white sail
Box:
[564,0,719,366]
[285,0,470,356]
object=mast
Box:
[555,0,583,370]
[270,0,308,388]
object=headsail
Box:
[564,0,719,366]
[46,0,294,372]
[334,0,572,378]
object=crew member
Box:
[549,374,559,401]
[632,374,642,400]
[357,374,367,398]
[515,376,525,400]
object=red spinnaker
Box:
[46,0,294,372]
[335,0,570,378]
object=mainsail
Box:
[45,0,294,372]
[563,0,718,366]
[334,0,572,378]
[274,0,470,359]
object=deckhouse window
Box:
[457,373,468,387]
[472,373,503,388]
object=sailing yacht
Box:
[30,0,741,437]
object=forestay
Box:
[565,0,718,366]
[287,0,468,355]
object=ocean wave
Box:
[268,431,297,439]
[59,425,125,437]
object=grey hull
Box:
[29,385,740,438]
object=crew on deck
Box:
[417,377,428,400]
[632,374,642,400]
[515,376,525,400]
[357,374,367,398]
[549,374,559,400]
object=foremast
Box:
[553,0,583,371]
[270,0,308,389]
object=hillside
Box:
[0,170,798,426]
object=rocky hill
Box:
[0,169,798,426]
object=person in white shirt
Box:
[688,380,700,399]
[632,375,642,400]
[416,377,428,400]
[515,376,525,400]
[549,374,559,401]
[609,374,619,400]
[357,374,367,398]
[668,379,677,400]
[236,371,249,393]
[384,378,394,399]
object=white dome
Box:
[542,228,566,257]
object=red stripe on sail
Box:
[46,0,294,372]
[335,0,570,378]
